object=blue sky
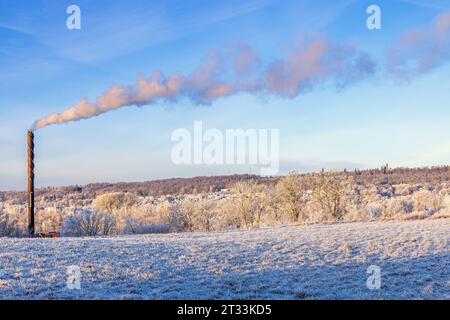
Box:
[1,0,450,190]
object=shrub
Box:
[0,209,20,237]
[168,197,218,232]
[168,203,190,232]
[188,198,216,232]
[383,198,414,218]
[442,195,450,214]
[154,202,172,225]
[62,209,117,237]
[111,206,154,234]
[123,216,146,234]
[212,198,240,231]
[411,189,443,214]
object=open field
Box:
[0,218,448,299]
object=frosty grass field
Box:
[0,219,448,299]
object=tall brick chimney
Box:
[27,130,35,236]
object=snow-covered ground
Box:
[0,219,448,299]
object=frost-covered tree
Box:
[175,197,217,232]
[231,180,267,229]
[0,209,20,237]
[93,192,137,213]
[35,207,63,233]
[309,171,355,220]
[275,171,308,222]
[192,198,216,232]
[168,203,190,232]
[212,198,240,231]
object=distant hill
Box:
[1,174,274,203]
[1,166,449,203]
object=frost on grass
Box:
[0,219,448,299]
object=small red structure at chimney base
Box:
[38,231,61,238]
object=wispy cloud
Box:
[388,11,450,79]
[0,22,33,36]
[31,0,276,64]
[195,0,275,25]
[395,0,450,11]
[40,8,170,63]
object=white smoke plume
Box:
[32,37,375,130]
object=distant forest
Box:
[2,166,450,203]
